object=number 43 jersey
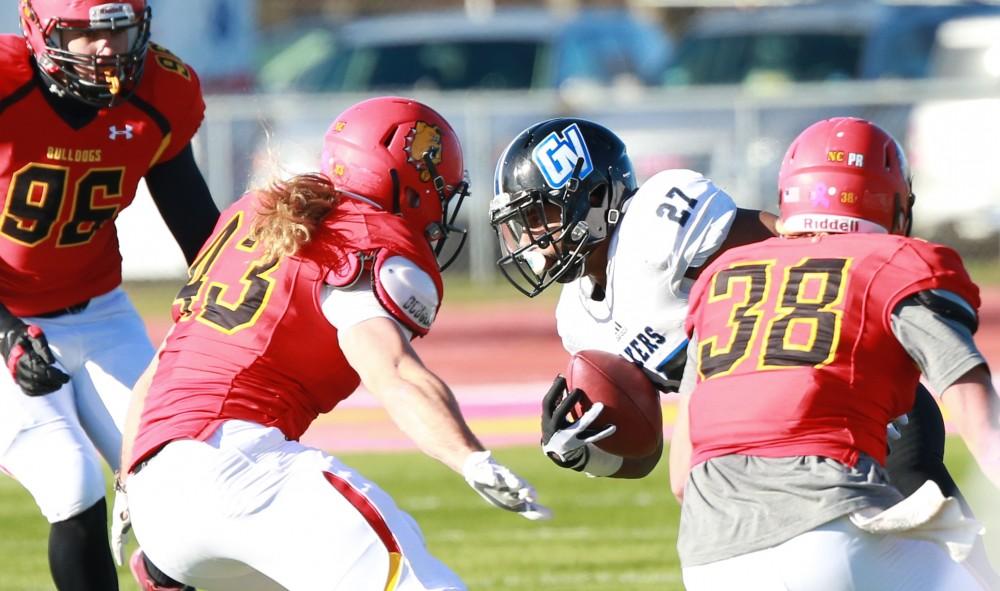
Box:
[129,194,444,472]
[555,169,738,391]
[0,35,204,316]
[685,233,980,468]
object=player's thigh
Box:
[778,517,982,591]
[0,382,105,522]
[127,439,286,589]
[682,545,798,591]
[71,289,155,467]
[240,447,465,591]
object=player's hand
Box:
[109,479,132,567]
[0,323,70,396]
[462,450,551,521]
[540,375,616,471]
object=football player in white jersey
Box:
[489,118,775,478]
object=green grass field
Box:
[1,441,997,590]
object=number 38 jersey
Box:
[0,35,204,316]
[555,169,738,391]
[685,233,980,468]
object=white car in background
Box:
[908,14,1000,241]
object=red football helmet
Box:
[20,0,151,106]
[778,117,914,235]
[321,97,469,269]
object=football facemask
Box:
[22,1,151,107]
[490,162,595,297]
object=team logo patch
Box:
[405,121,443,183]
[531,123,594,189]
[108,124,133,140]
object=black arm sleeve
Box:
[145,143,220,265]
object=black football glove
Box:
[0,322,69,396]
[540,375,616,471]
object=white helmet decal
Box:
[531,123,594,190]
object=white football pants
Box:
[682,516,984,591]
[126,420,466,591]
[0,287,154,522]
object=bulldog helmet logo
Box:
[404,121,443,182]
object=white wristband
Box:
[583,444,624,477]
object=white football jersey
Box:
[555,169,737,391]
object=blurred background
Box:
[4,0,999,284]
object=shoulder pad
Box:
[373,254,440,336]
[0,36,35,101]
[138,43,205,164]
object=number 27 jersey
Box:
[556,169,738,390]
[684,233,980,468]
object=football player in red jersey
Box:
[671,118,1000,590]
[0,1,219,590]
[116,97,549,590]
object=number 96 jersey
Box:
[555,169,737,391]
[0,35,204,316]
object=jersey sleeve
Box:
[320,278,414,341]
[618,169,737,298]
[876,239,981,333]
[890,297,985,394]
[143,43,206,165]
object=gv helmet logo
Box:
[532,123,594,189]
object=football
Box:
[565,350,663,458]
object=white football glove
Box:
[462,450,551,521]
[109,478,131,567]
[541,377,623,477]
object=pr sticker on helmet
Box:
[531,123,594,190]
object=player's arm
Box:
[668,339,698,501]
[120,331,171,473]
[329,271,548,519]
[892,291,1000,489]
[340,316,481,471]
[941,365,1000,489]
[145,143,220,264]
[340,318,548,519]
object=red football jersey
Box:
[0,36,204,316]
[685,233,979,467]
[129,194,443,472]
